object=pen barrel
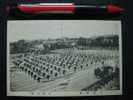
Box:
[75,5,107,14]
[16,4,75,14]
[16,5,107,14]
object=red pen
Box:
[7,3,125,15]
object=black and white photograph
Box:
[7,20,122,96]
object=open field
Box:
[9,48,119,91]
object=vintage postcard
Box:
[7,20,122,96]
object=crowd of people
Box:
[11,49,119,83]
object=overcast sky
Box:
[7,20,121,42]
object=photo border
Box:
[7,20,122,96]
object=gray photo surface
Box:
[7,20,122,96]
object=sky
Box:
[7,20,121,42]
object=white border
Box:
[7,20,122,96]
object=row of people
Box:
[12,49,118,82]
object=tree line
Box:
[10,35,119,54]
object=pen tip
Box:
[6,5,10,12]
[107,5,125,14]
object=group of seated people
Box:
[85,66,119,91]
